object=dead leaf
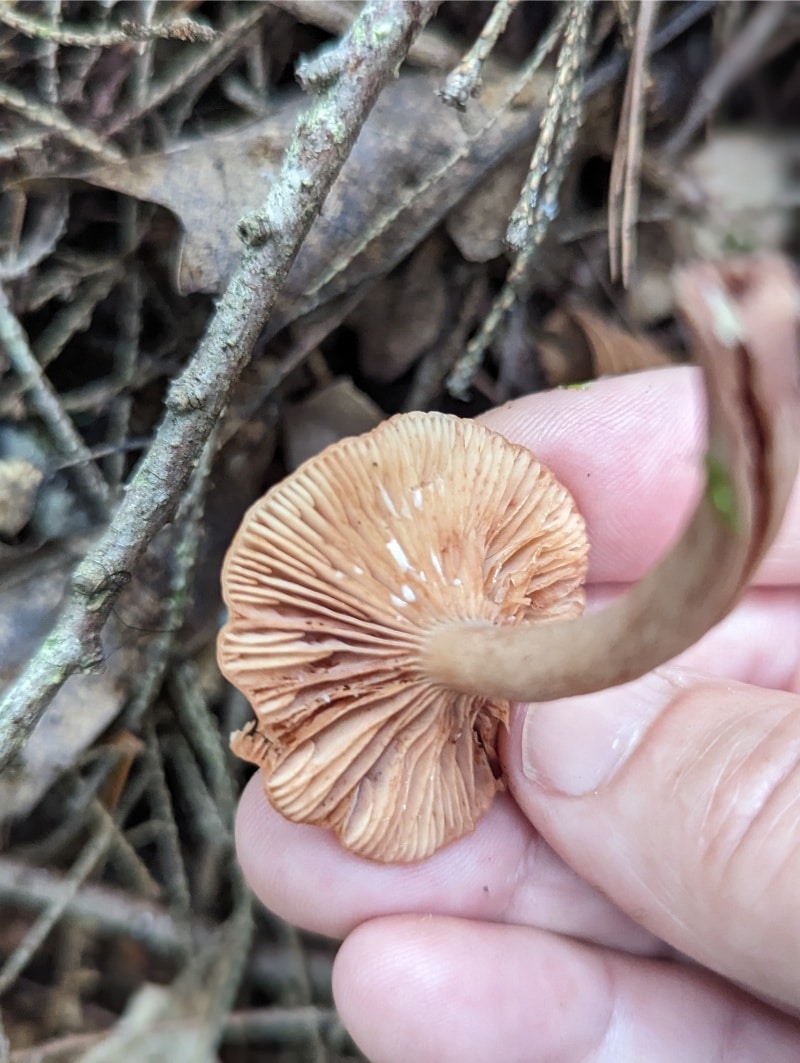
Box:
[446,147,530,263]
[71,99,302,295]
[72,69,554,315]
[348,237,449,382]
[282,378,383,471]
[0,537,181,824]
[538,304,673,386]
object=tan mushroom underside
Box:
[219,411,588,862]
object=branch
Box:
[425,255,800,700]
[0,0,439,772]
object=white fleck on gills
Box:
[386,538,410,571]
[378,484,398,517]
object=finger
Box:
[506,672,800,1011]
[235,774,654,952]
[479,366,800,585]
[334,915,800,1063]
[588,586,800,693]
[236,589,800,944]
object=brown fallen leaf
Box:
[538,303,673,386]
[0,537,182,823]
[445,146,531,263]
[282,378,383,472]
[348,237,450,383]
[71,69,554,311]
[0,548,133,823]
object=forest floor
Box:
[0,2,798,1061]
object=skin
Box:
[236,366,800,1062]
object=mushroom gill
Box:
[219,412,588,862]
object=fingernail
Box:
[521,670,686,796]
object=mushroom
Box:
[219,413,589,862]
[220,254,800,863]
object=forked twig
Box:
[608,0,660,285]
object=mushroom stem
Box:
[423,256,800,702]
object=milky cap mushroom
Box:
[221,254,800,864]
[219,414,589,862]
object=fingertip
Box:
[332,916,611,1063]
[235,774,541,939]
[481,367,705,582]
[333,916,800,1063]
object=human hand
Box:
[236,366,800,1062]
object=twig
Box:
[608,0,660,285]
[7,1007,340,1062]
[204,876,254,1054]
[223,1007,343,1046]
[613,0,638,48]
[104,4,268,136]
[505,0,593,253]
[170,663,236,822]
[0,192,69,282]
[106,21,152,487]
[115,424,221,753]
[446,0,714,397]
[0,805,117,996]
[104,212,144,486]
[0,856,334,991]
[0,82,124,164]
[35,0,61,107]
[0,0,437,765]
[160,735,229,916]
[295,1,568,313]
[277,0,713,339]
[165,2,262,134]
[269,0,460,71]
[0,287,111,521]
[662,0,789,157]
[141,718,194,933]
[32,263,126,369]
[440,0,521,110]
[446,0,589,398]
[0,6,217,47]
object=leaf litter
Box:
[0,2,798,1060]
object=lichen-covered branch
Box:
[0,0,439,772]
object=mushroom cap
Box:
[219,411,588,862]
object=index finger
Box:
[480,366,800,586]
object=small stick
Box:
[440,0,521,111]
[0,287,111,521]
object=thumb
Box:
[504,669,800,1011]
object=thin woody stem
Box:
[424,255,800,702]
[0,0,438,773]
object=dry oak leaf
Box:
[219,412,588,863]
